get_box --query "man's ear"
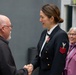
[0,25,3,30]
[0,25,5,32]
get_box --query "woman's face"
[39,10,53,30]
[68,29,76,44]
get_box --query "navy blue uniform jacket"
[31,25,69,75]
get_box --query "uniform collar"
[47,24,58,35]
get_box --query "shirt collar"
[47,24,58,35]
[70,43,76,47]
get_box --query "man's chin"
[7,36,11,41]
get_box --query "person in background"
[0,14,28,75]
[24,4,69,75]
[63,27,76,75]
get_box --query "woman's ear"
[50,16,54,22]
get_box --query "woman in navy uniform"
[25,4,69,75]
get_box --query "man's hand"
[23,64,33,75]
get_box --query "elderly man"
[0,15,28,75]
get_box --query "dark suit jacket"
[0,36,28,75]
[31,25,69,75]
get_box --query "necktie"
[46,33,50,36]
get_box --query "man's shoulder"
[0,39,7,46]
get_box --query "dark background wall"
[0,0,61,69]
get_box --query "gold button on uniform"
[47,64,50,66]
[46,57,48,59]
[45,51,47,53]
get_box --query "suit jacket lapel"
[39,31,46,50]
[42,25,60,50]
[49,25,60,39]
[44,25,60,45]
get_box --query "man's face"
[1,18,12,40]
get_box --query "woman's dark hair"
[41,4,64,23]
